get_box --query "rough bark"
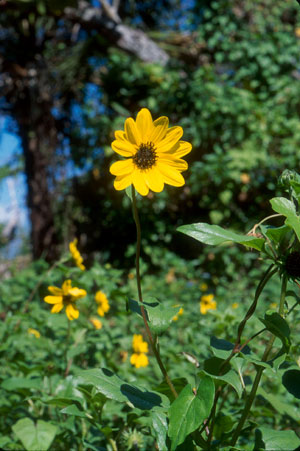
[12,86,59,262]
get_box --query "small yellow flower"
[110,108,192,196]
[69,238,85,271]
[270,302,277,309]
[200,294,217,315]
[232,302,239,309]
[173,307,184,321]
[90,317,102,329]
[44,279,86,320]
[28,328,40,338]
[95,291,110,317]
[130,334,149,368]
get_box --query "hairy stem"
[131,187,178,398]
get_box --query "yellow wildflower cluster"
[200,294,217,315]
[95,291,110,317]
[173,307,184,321]
[69,238,85,271]
[130,334,149,368]
[44,279,86,320]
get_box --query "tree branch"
[64,1,169,65]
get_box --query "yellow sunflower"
[44,279,86,320]
[110,108,192,196]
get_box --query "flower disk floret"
[110,108,192,196]
[44,279,86,320]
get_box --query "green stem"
[205,265,277,443]
[64,320,71,377]
[131,186,178,398]
[230,274,287,447]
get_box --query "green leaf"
[282,369,300,399]
[76,368,169,411]
[257,387,300,421]
[146,300,181,335]
[270,197,300,242]
[202,358,243,398]
[12,418,57,451]
[256,426,300,450]
[1,377,42,391]
[261,225,291,245]
[168,377,214,450]
[210,336,250,360]
[259,311,291,353]
[60,404,89,418]
[151,411,168,451]
[177,223,264,251]
[128,298,180,335]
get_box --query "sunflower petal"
[47,286,63,296]
[125,117,141,146]
[68,287,87,299]
[171,140,192,158]
[132,171,149,196]
[114,130,126,140]
[159,156,188,171]
[157,163,185,187]
[66,303,79,320]
[156,126,183,153]
[62,280,72,295]
[144,167,164,192]
[114,173,133,191]
[44,295,63,304]
[110,159,134,176]
[51,303,64,313]
[112,139,136,157]
[136,108,153,140]
[150,116,169,143]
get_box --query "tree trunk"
[13,87,59,262]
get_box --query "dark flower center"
[133,142,157,170]
[285,251,300,278]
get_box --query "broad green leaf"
[168,377,214,450]
[12,418,57,451]
[202,358,243,398]
[2,377,42,391]
[210,336,251,360]
[270,197,300,242]
[128,298,180,335]
[256,426,300,450]
[145,300,181,335]
[76,368,169,411]
[282,369,300,399]
[151,411,168,451]
[259,311,290,353]
[177,223,264,251]
[258,387,300,421]
[261,225,291,245]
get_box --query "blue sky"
[0,117,29,256]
